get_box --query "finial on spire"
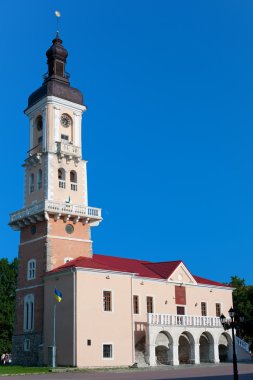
[55,10,61,36]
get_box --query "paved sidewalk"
[1,362,253,380]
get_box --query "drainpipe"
[71,267,77,367]
[131,274,135,364]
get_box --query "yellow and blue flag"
[54,288,62,302]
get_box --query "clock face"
[60,114,71,128]
[65,224,74,234]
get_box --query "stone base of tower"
[12,333,43,366]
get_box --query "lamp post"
[220,307,244,380]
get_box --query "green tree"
[229,276,253,341]
[0,258,18,354]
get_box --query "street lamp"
[220,307,244,380]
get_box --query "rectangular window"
[146,296,153,313]
[201,302,207,316]
[59,180,66,189]
[61,134,69,141]
[177,306,185,315]
[133,295,139,314]
[175,286,186,305]
[56,61,64,76]
[103,291,112,312]
[216,303,221,317]
[103,344,113,358]
[71,183,78,191]
[24,339,30,352]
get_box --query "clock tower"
[9,34,102,364]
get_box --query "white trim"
[29,117,34,150]
[54,107,60,142]
[19,235,92,246]
[16,284,43,292]
[102,289,114,313]
[168,262,197,285]
[25,96,86,116]
[102,343,114,360]
[42,106,47,151]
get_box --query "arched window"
[27,259,36,280]
[36,115,43,145]
[23,294,34,331]
[37,169,42,190]
[58,168,66,188]
[29,173,34,193]
[70,170,77,191]
[36,115,43,131]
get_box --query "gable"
[168,262,197,285]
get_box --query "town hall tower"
[9,34,102,364]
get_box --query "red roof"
[49,254,228,287]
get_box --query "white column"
[194,343,200,364]
[147,344,156,366]
[29,117,34,150]
[54,106,60,143]
[42,106,47,151]
[213,343,220,363]
[73,111,81,147]
[172,343,179,365]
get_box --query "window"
[27,259,36,280]
[70,170,77,191]
[133,295,139,314]
[103,344,113,359]
[29,174,34,193]
[24,294,34,331]
[177,306,185,315]
[61,134,69,141]
[36,115,43,131]
[24,339,31,352]
[103,291,112,311]
[56,61,64,76]
[201,302,207,316]
[37,169,42,190]
[146,296,153,313]
[87,339,91,346]
[58,168,66,188]
[216,303,221,317]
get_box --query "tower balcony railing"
[148,313,222,328]
[9,200,102,228]
[56,142,81,158]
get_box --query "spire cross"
[55,10,61,36]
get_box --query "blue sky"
[1,0,252,284]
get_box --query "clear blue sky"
[1,0,252,284]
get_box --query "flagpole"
[52,303,56,368]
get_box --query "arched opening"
[70,170,77,191]
[35,115,43,146]
[155,331,173,365]
[58,168,66,188]
[199,332,214,363]
[218,332,232,362]
[178,332,195,364]
[37,169,42,190]
[29,173,34,193]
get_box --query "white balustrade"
[148,313,222,328]
[235,336,250,352]
[10,200,101,223]
[56,142,81,158]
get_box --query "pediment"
[168,262,197,284]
